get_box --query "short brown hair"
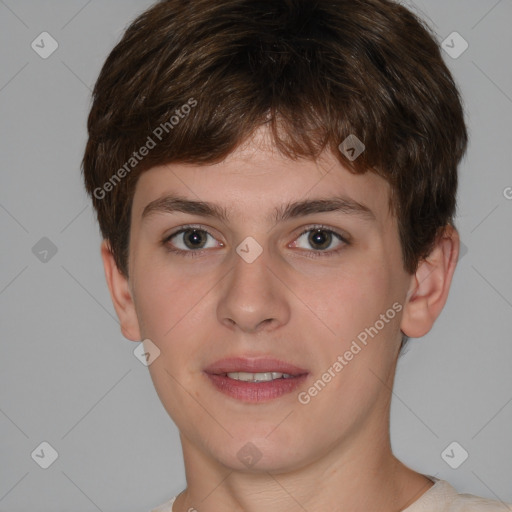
[82,0,467,278]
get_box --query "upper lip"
[204,357,308,376]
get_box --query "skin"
[102,127,460,512]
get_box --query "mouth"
[218,371,298,382]
[203,357,309,402]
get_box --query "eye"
[162,224,349,259]
[290,226,349,256]
[163,225,223,256]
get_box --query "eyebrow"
[141,194,376,224]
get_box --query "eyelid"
[289,224,350,257]
[163,223,223,244]
[293,224,351,244]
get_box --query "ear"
[100,240,141,341]
[401,225,459,338]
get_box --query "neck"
[173,418,433,512]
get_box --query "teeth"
[226,371,294,382]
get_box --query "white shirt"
[150,476,512,511]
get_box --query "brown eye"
[308,229,333,250]
[291,226,349,257]
[181,229,208,249]
[165,227,220,254]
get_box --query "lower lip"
[205,373,308,402]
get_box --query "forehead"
[131,127,393,228]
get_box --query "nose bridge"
[216,241,290,332]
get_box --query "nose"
[216,245,291,334]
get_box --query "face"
[124,129,413,473]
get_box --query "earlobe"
[401,225,460,338]
[100,240,141,341]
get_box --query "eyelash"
[162,224,350,259]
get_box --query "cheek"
[131,258,217,380]
[131,250,213,339]
[137,265,203,417]
[134,277,178,340]
[293,258,395,345]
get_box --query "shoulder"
[405,478,512,512]
[449,491,512,511]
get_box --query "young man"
[82,0,511,511]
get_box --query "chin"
[208,433,309,474]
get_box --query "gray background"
[1,0,511,511]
